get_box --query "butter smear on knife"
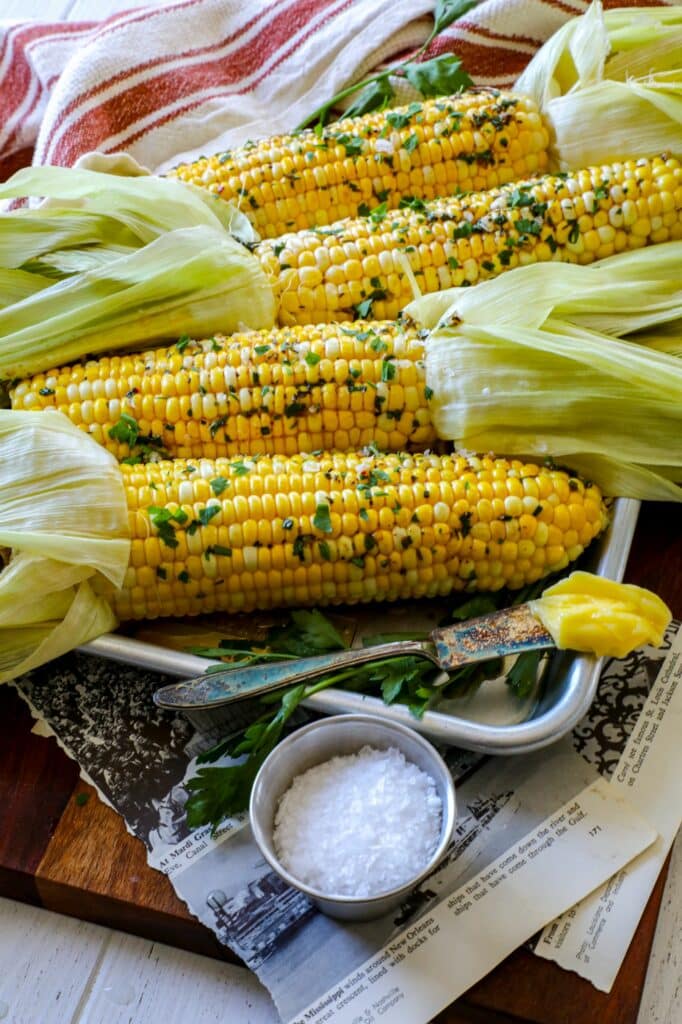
[529,571,671,659]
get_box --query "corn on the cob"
[11,322,436,459]
[255,155,682,324]
[169,90,550,238]
[92,450,609,621]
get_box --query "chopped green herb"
[333,133,364,157]
[313,502,333,534]
[210,476,229,495]
[381,357,396,382]
[204,545,232,558]
[108,413,139,447]
[148,505,189,548]
[199,505,221,526]
[209,416,228,438]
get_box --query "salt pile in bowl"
[272,744,443,898]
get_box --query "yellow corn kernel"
[93,451,609,619]
[258,155,682,325]
[168,91,550,238]
[11,321,437,460]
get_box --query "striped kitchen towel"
[0,0,670,182]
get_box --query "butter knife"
[152,603,554,711]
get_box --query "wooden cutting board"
[1,500,680,1024]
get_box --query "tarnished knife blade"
[431,603,554,670]
[153,603,555,710]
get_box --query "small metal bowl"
[249,712,457,921]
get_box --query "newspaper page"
[11,624,677,1022]
[535,620,682,990]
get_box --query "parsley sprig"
[183,574,554,830]
[296,1,475,130]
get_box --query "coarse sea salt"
[273,744,443,898]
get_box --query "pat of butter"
[529,570,672,659]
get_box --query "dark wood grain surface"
[1,500,679,1023]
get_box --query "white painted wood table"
[0,2,680,1022]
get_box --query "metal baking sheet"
[80,497,640,755]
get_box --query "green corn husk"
[0,410,130,683]
[0,165,275,379]
[516,1,682,168]
[0,267,52,309]
[407,243,682,502]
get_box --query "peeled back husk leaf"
[0,267,52,309]
[407,247,682,502]
[0,162,274,379]
[423,320,682,501]
[515,1,682,167]
[516,1,682,104]
[543,75,682,170]
[0,163,259,247]
[0,411,130,683]
[0,225,275,380]
[405,242,682,337]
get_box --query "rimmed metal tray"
[81,498,640,756]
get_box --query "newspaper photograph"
[12,621,679,1022]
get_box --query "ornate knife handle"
[153,638,438,710]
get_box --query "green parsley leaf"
[506,649,543,699]
[381,357,396,382]
[199,505,221,526]
[343,74,394,118]
[210,476,229,495]
[204,545,232,558]
[403,54,472,99]
[305,351,321,366]
[386,103,423,131]
[369,202,388,225]
[333,133,364,157]
[108,413,139,447]
[313,502,333,534]
[148,505,188,548]
[433,0,478,35]
[399,195,427,213]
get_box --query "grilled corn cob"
[92,450,609,620]
[169,90,550,238]
[11,322,436,459]
[256,155,682,324]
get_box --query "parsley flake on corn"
[11,322,437,459]
[168,90,549,238]
[255,155,682,324]
[92,450,610,621]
